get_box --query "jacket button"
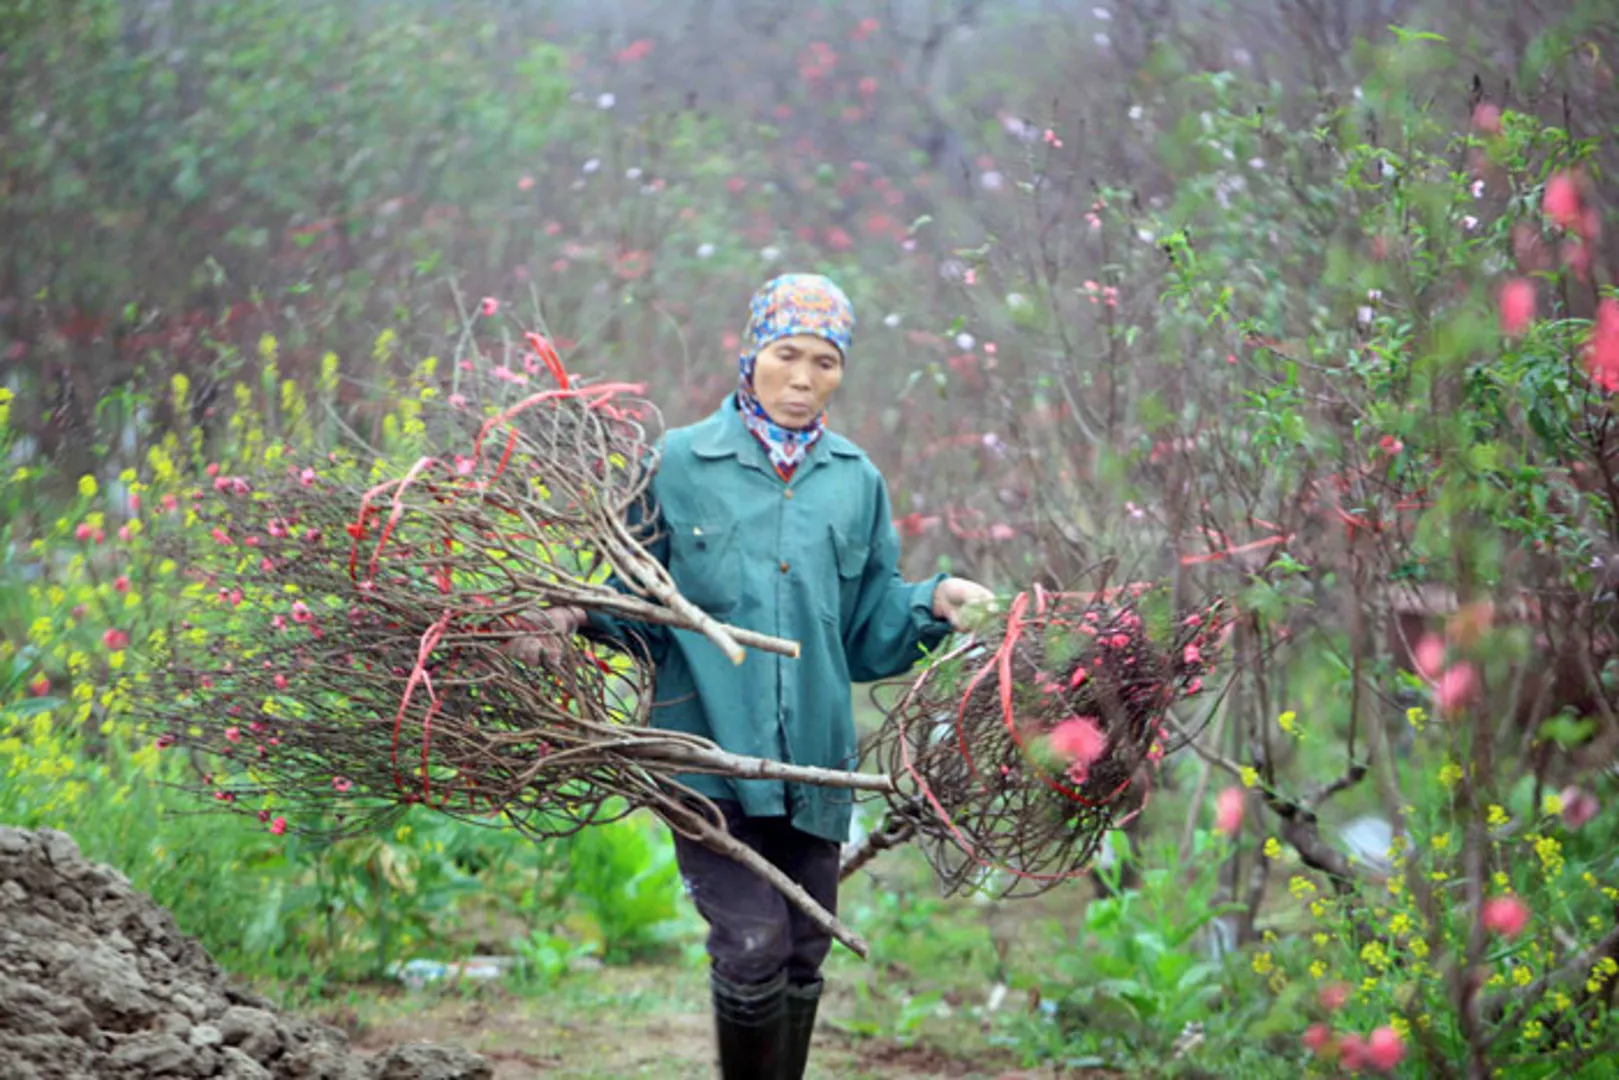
[779,561,790,574]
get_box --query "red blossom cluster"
[861,582,1227,897]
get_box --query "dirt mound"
[0,826,491,1080]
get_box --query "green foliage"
[996,831,1260,1074]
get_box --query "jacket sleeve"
[842,471,953,683]
[582,488,673,666]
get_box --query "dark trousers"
[671,799,841,987]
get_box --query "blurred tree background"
[4,1,1619,1076]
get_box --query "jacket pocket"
[666,517,742,615]
[825,523,871,631]
[829,523,871,583]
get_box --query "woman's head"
[739,274,854,429]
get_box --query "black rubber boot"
[711,969,788,1079]
[781,979,822,1080]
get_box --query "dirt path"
[330,963,1062,1079]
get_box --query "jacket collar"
[690,394,861,476]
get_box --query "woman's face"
[750,334,844,428]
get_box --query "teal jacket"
[588,395,952,843]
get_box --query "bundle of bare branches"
[125,347,880,956]
[844,580,1228,896]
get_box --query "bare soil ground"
[330,963,1082,1079]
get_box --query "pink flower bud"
[75,523,93,541]
[269,816,288,836]
[102,628,130,651]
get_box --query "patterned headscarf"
[735,273,855,481]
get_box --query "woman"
[527,273,992,1079]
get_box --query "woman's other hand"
[931,577,997,632]
[499,606,587,665]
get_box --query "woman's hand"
[499,606,587,665]
[931,577,997,632]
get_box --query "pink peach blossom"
[1481,894,1530,937]
[1049,717,1106,767]
[1434,662,1480,713]
[1302,1023,1334,1057]
[1364,1026,1406,1072]
[1543,172,1582,230]
[1499,278,1536,336]
[1584,298,1619,393]
[1213,786,1245,836]
[1413,633,1446,680]
[1559,785,1599,829]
